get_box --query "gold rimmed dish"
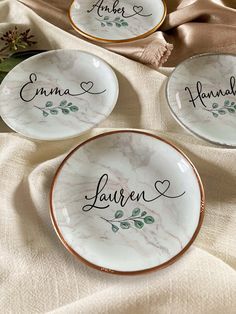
[69,0,167,43]
[50,130,205,275]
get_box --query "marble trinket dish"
[0,50,119,141]
[166,53,236,147]
[69,0,167,43]
[50,130,205,275]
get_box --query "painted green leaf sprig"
[204,100,236,118]
[34,100,79,117]
[96,16,128,28]
[101,208,155,233]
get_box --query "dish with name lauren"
[50,130,205,274]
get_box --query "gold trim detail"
[68,0,167,44]
[50,130,205,275]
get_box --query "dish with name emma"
[0,50,119,140]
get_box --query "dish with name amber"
[69,0,167,43]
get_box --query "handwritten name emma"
[19,73,106,102]
[185,76,236,108]
[87,0,152,19]
[82,173,186,212]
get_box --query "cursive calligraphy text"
[82,173,186,211]
[20,73,106,102]
[185,76,236,108]
[87,0,152,19]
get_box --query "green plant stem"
[203,102,234,113]
[100,217,115,226]
[203,107,222,113]
[96,18,118,23]
[35,105,66,112]
[101,215,145,224]
[34,105,45,113]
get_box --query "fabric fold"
[0,0,235,313]
[107,33,173,68]
[18,0,236,68]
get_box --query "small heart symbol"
[155,180,170,195]
[80,81,93,92]
[133,5,144,14]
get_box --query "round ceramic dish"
[69,0,167,43]
[50,130,205,275]
[0,50,119,141]
[166,53,236,147]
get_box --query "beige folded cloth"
[1,128,236,313]
[18,0,236,68]
[0,0,235,313]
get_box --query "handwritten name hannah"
[82,173,186,212]
[185,76,236,108]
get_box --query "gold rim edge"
[49,130,205,276]
[68,0,167,44]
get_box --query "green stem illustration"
[108,215,147,223]
[203,100,236,118]
[96,16,128,28]
[34,100,79,117]
[101,208,155,233]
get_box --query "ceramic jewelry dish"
[69,0,167,43]
[166,53,236,147]
[50,130,205,275]
[0,50,119,141]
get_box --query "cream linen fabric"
[18,0,236,68]
[0,0,236,313]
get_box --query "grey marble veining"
[167,54,236,147]
[70,0,165,41]
[0,50,119,140]
[52,131,202,272]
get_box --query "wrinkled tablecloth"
[0,0,235,313]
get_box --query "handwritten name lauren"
[185,76,236,108]
[20,73,106,102]
[87,0,152,19]
[82,173,186,212]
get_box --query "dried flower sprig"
[0,26,37,61]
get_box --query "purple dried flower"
[0,26,37,61]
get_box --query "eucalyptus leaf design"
[144,216,155,224]
[134,220,144,229]
[96,16,129,28]
[100,208,155,233]
[132,208,140,217]
[115,210,124,219]
[34,100,79,117]
[112,225,119,233]
[203,100,236,118]
[120,222,130,229]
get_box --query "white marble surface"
[70,0,165,41]
[166,54,236,147]
[0,50,119,140]
[52,131,203,272]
